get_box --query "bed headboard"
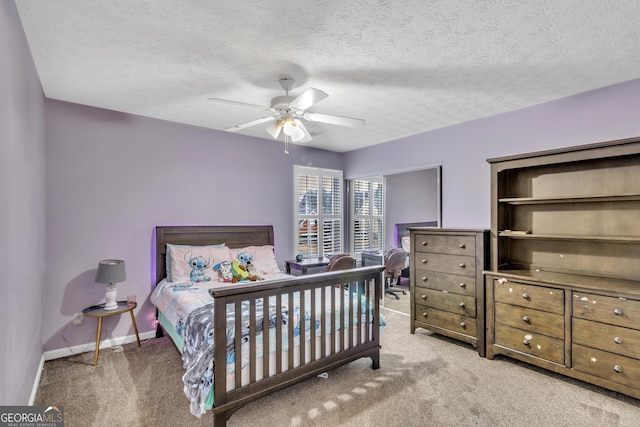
[155,225,275,285]
[395,221,438,247]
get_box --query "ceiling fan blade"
[303,112,365,127]
[294,119,313,143]
[265,120,282,139]
[208,97,271,111]
[289,88,329,110]
[225,116,275,132]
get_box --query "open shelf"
[499,193,640,205]
[498,231,640,243]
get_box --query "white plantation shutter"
[294,166,343,258]
[351,177,384,255]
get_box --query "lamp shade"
[283,118,305,141]
[95,259,126,284]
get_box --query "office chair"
[384,248,408,300]
[326,254,359,296]
[326,254,356,271]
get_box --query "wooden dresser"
[485,138,640,400]
[410,228,489,356]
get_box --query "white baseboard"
[29,354,45,405]
[43,330,156,361]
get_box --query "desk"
[82,301,140,366]
[361,251,383,266]
[285,257,330,275]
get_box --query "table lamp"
[95,259,125,311]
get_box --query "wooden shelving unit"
[485,137,640,400]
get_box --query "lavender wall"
[0,1,45,404]
[344,78,640,229]
[43,100,341,351]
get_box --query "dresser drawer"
[413,234,476,255]
[414,287,476,317]
[572,317,640,359]
[415,304,477,336]
[495,323,564,364]
[495,302,564,339]
[413,270,476,296]
[493,279,564,314]
[413,253,475,277]
[573,344,640,389]
[572,292,640,330]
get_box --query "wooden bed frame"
[155,225,385,426]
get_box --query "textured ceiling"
[16,0,640,153]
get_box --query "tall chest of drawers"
[410,228,489,356]
[485,139,640,400]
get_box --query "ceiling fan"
[209,78,365,153]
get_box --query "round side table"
[82,301,141,366]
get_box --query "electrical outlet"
[73,312,84,325]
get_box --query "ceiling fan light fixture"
[266,120,283,139]
[282,117,305,141]
[294,119,312,143]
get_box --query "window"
[294,166,343,258]
[350,177,384,256]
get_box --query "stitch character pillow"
[168,245,232,283]
[166,243,225,281]
[229,245,281,275]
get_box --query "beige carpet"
[381,277,410,314]
[35,309,640,427]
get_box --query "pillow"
[229,245,281,275]
[165,243,226,281]
[401,236,411,252]
[167,244,232,282]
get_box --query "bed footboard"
[209,266,384,426]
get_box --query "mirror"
[348,165,442,315]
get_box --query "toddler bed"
[152,225,385,426]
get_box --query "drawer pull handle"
[421,259,428,264]
[614,337,623,344]
[421,241,428,246]
[522,293,530,300]
[459,244,466,249]
[459,302,465,308]
[460,322,466,328]
[523,339,530,345]
[614,308,623,316]
[459,263,466,268]
[422,312,428,318]
[421,294,427,300]
[459,282,466,288]
[614,365,623,373]
[522,316,530,322]
[421,276,428,282]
